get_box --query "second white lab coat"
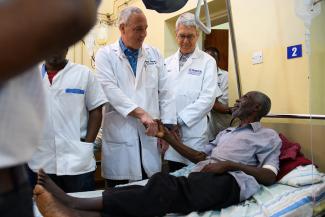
[96,42,176,180]
[164,47,221,165]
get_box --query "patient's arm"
[213,100,231,114]
[0,0,98,81]
[156,122,207,163]
[201,161,276,186]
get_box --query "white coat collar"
[176,46,201,60]
[41,61,73,80]
[112,41,147,59]
[175,46,201,71]
[110,41,150,88]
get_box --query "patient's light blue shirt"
[194,122,282,201]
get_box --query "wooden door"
[204,29,229,71]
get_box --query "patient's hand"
[156,121,176,142]
[171,126,182,143]
[155,120,165,138]
[200,161,231,174]
[158,138,169,155]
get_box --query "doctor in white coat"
[164,13,222,172]
[96,6,176,187]
[28,48,107,193]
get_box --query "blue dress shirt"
[119,38,139,76]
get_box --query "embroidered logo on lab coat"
[144,60,157,66]
[188,68,202,76]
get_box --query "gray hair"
[175,12,199,32]
[118,6,143,26]
[250,91,271,119]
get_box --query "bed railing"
[266,114,325,120]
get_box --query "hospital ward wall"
[67,0,220,65]
[229,0,325,171]
[67,0,325,171]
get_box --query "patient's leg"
[34,185,101,217]
[38,169,103,211]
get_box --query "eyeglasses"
[132,27,147,33]
[177,34,196,41]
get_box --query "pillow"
[279,133,301,160]
[278,164,323,187]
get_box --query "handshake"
[132,107,181,154]
[155,120,181,155]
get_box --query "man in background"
[205,47,232,141]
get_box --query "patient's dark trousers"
[102,172,240,217]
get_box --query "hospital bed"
[34,164,325,217]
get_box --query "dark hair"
[204,47,220,62]
[251,91,271,119]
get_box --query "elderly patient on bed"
[34,91,282,217]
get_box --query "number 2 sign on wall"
[287,44,303,59]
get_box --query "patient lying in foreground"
[34,91,282,217]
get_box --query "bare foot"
[34,185,78,217]
[37,169,73,207]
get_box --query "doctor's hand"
[129,107,158,136]
[200,161,231,174]
[141,114,157,136]
[140,114,158,136]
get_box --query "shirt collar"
[178,50,194,60]
[119,38,139,56]
[41,64,47,79]
[41,61,70,79]
[249,122,262,132]
[217,67,223,76]
[227,121,262,133]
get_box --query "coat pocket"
[57,139,95,174]
[102,141,131,177]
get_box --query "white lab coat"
[28,62,107,175]
[96,42,176,180]
[164,47,221,165]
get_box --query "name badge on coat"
[188,68,202,76]
[144,60,157,66]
